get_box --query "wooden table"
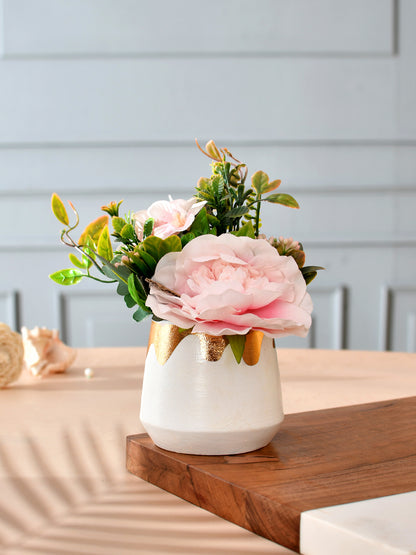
[1,348,415,554]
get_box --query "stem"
[85,274,117,284]
[254,192,261,237]
[61,229,106,276]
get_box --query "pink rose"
[133,196,206,241]
[146,234,313,337]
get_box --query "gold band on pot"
[197,334,228,362]
[242,330,264,366]
[147,321,265,366]
[147,321,192,366]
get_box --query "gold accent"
[148,321,265,366]
[147,321,192,365]
[197,334,227,361]
[243,330,264,366]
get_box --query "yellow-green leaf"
[265,193,300,209]
[263,179,281,193]
[79,215,109,246]
[49,268,84,286]
[83,234,96,260]
[251,171,270,194]
[69,252,92,269]
[51,193,69,226]
[97,225,113,261]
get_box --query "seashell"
[0,323,24,388]
[21,326,76,377]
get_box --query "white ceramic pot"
[140,320,284,455]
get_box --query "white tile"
[300,491,416,555]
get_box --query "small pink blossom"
[133,197,206,241]
[146,234,313,337]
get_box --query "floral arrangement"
[50,140,322,362]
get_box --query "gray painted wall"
[0,0,415,351]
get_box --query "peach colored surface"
[1,348,415,554]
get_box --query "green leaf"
[49,268,84,286]
[120,223,136,241]
[51,193,69,226]
[97,226,113,261]
[234,221,255,238]
[117,281,129,297]
[265,193,299,209]
[226,334,246,364]
[302,265,325,273]
[251,171,269,194]
[197,177,211,190]
[143,218,154,240]
[141,236,163,260]
[189,207,209,236]
[224,206,249,220]
[160,234,182,256]
[100,257,131,284]
[139,250,157,274]
[124,293,136,308]
[112,217,125,233]
[264,179,281,193]
[132,303,152,322]
[181,232,195,247]
[128,273,147,304]
[79,215,109,246]
[83,234,96,260]
[129,256,150,277]
[69,253,92,269]
[303,271,317,285]
[301,265,325,285]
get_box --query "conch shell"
[21,326,76,377]
[0,323,24,387]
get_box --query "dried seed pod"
[0,323,24,388]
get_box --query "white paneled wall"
[0,0,415,351]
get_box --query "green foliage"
[301,265,325,285]
[97,226,113,261]
[112,217,125,234]
[120,223,136,242]
[127,273,152,320]
[69,252,92,269]
[265,193,299,209]
[189,207,209,236]
[233,221,255,238]
[133,305,152,322]
[122,235,182,283]
[226,335,246,364]
[101,200,123,217]
[51,193,69,226]
[49,268,84,285]
[251,171,270,194]
[143,218,154,240]
[79,215,108,245]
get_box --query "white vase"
[140,320,284,455]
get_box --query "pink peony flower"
[133,196,206,241]
[146,234,313,337]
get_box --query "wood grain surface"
[127,396,416,553]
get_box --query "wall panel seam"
[1,186,415,197]
[2,140,416,149]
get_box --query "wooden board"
[126,397,416,553]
